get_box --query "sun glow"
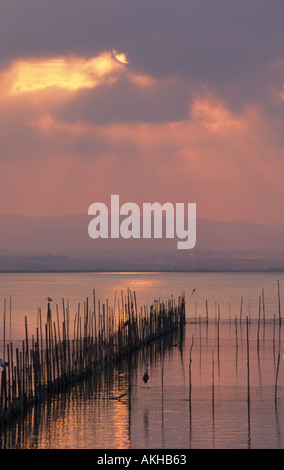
[112,49,129,64]
[7,52,126,95]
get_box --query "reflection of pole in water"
[143,408,149,445]
[161,354,164,448]
[275,350,280,405]
[199,315,202,374]
[275,388,281,447]
[128,356,132,447]
[247,401,251,449]
[235,315,238,371]
[188,334,194,448]
[246,317,251,449]
[212,350,215,449]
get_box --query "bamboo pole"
[9,296,12,342]
[273,314,276,367]
[257,295,261,353]
[189,335,194,405]
[246,317,250,405]
[0,291,186,424]
[206,300,208,325]
[275,350,280,403]
[262,288,265,326]
[277,280,281,326]
[3,299,6,363]
[216,306,220,375]
[212,350,215,411]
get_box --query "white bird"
[0,359,8,368]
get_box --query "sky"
[0,0,284,224]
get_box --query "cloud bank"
[0,0,283,224]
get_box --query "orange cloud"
[128,73,156,87]
[191,96,247,131]
[0,53,284,225]
[1,102,284,224]
[3,51,127,96]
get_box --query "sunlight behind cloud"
[7,52,126,95]
[112,49,129,64]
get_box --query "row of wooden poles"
[188,281,282,419]
[0,325,182,449]
[189,314,282,449]
[192,280,282,370]
[0,289,186,424]
[193,280,282,327]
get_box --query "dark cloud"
[55,75,192,124]
[1,1,283,87]
[0,0,283,121]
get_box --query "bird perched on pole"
[0,359,8,368]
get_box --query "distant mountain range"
[0,213,284,271]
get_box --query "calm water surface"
[0,272,283,449]
[0,271,283,339]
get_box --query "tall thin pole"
[275,350,280,404]
[246,316,250,405]
[262,288,265,326]
[9,296,12,342]
[189,335,194,405]
[212,350,215,409]
[257,295,261,354]
[3,299,6,362]
[277,280,281,326]
[240,296,243,324]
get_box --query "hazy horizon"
[1,213,284,272]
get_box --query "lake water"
[0,272,283,449]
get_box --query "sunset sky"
[0,1,283,224]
